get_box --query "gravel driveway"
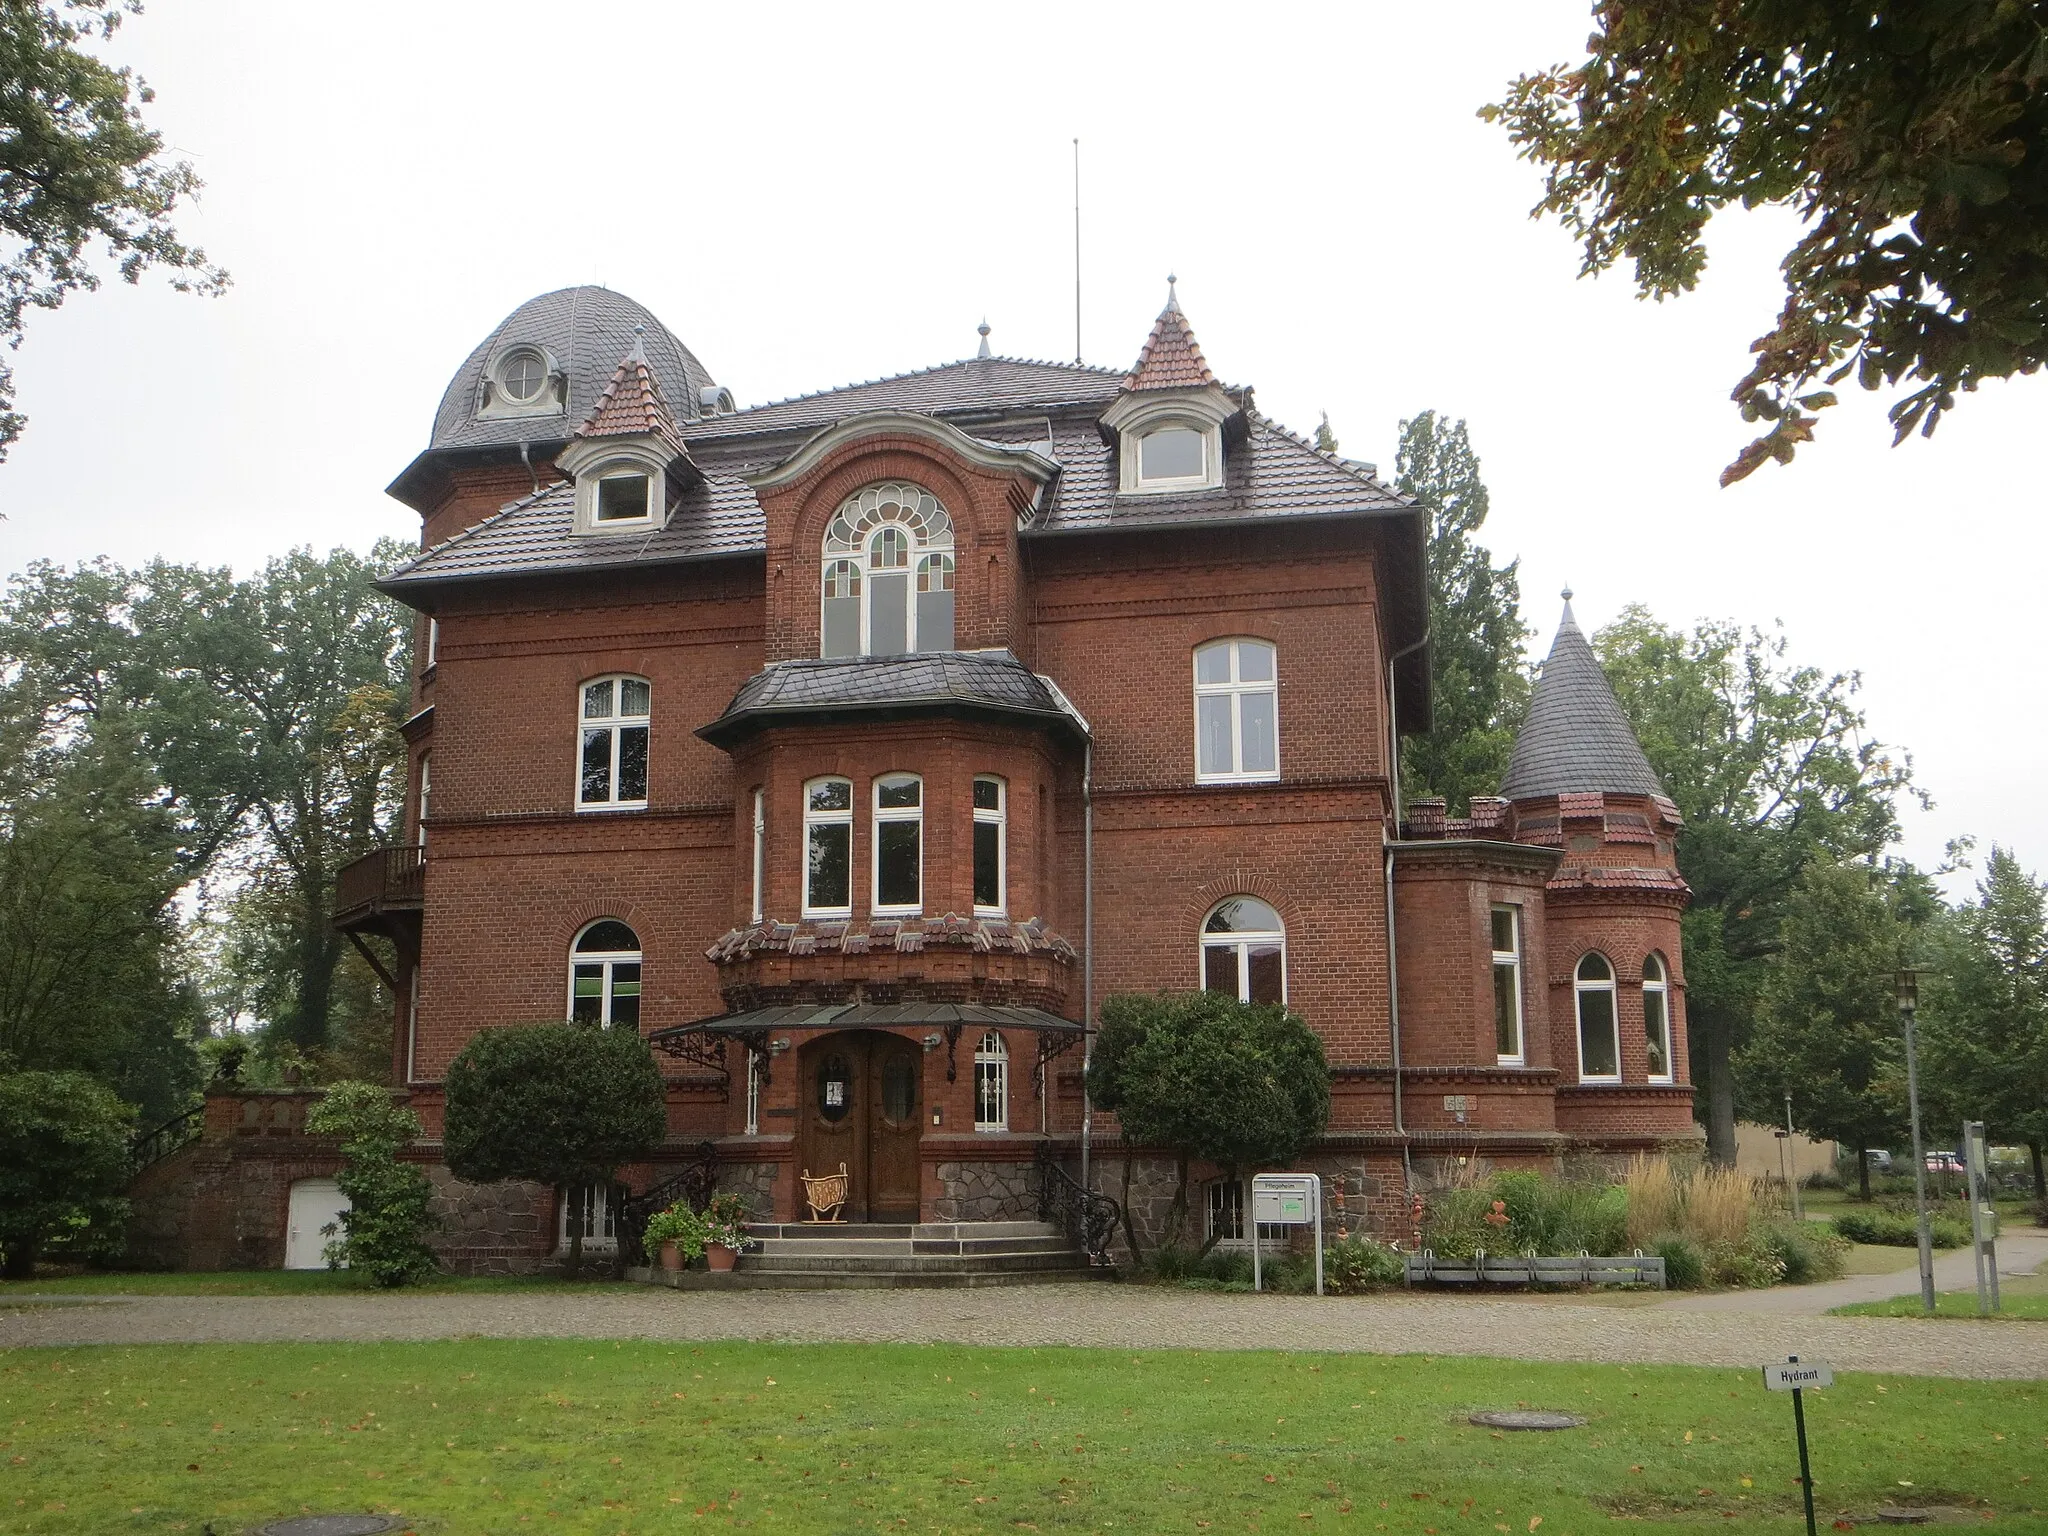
[5,1284,2044,1380]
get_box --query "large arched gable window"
[1643,952,1673,1083]
[820,483,955,657]
[1200,896,1286,1005]
[1575,951,1620,1082]
[570,919,642,1028]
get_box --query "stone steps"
[629,1218,1107,1290]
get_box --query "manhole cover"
[1468,1410,1585,1431]
[259,1518,396,1536]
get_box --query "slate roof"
[682,355,1125,441]
[1124,287,1216,391]
[697,650,1081,748]
[421,286,716,455]
[1500,600,1665,801]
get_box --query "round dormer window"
[497,348,547,404]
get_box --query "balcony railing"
[332,843,426,926]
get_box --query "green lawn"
[1833,1267,2048,1321]
[1,1270,630,1298]
[1,1341,2040,1535]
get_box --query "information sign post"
[1250,1172,1323,1296]
[1763,1356,1832,1536]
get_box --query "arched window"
[578,676,650,809]
[1643,953,1673,1083]
[972,775,1006,914]
[803,777,853,917]
[570,920,641,1028]
[1201,896,1285,1005]
[1575,952,1620,1082]
[872,773,923,914]
[820,483,956,657]
[1193,639,1279,781]
[974,1031,1009,1131]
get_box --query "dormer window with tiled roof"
[1102,280,1236,496]
[555,330,695,537]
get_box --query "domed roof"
[426,286,715,454]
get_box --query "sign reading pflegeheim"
[1762,1360,1833,1392]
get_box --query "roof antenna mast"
[1072,137,1082,365]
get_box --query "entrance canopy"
[647,1002,1083,1096]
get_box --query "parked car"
[1863,1149,1894,1174]
[1925,1151,1966,1175]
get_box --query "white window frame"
[973,1031,1009,1131]
[1575,951,1622,1084]
[802,776,854,918]
[749,787,766,924]
[415,752,431,848]
[576,675,651,812]
[568,920,643,1029]
[972,775,1007,915]
[479,343,564,421]
[744,1052,761,1135]
[1123,419,1221,493]
[573,459,663,534]
[424,616,439,670]
[1193,639,1280,783]
[556,1182,617,1253]
[819,482,956,658]
[405,966,419,1085]
[1199,896,1287,1006]
[1643,952,1674,1084]
[1492,904,1524,1065]
[871,773,924,916]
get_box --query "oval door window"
[818,1054,853,1122]
[881,1053,916,1124]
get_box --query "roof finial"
[1166,272,1179,307]
[1559,586,1578,630]
[1561,585,1573,603]
[976,317,992,360]
[626,322,649,364]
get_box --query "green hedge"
[1832,1208,1970,1248]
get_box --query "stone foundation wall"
[427,1169,556,1274]
[712,1160,780,1221]
[931,1160,1036,1222]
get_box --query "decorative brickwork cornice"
[707,914,1075,966]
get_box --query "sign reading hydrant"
[1762,1355,1831,1536]
[1250,1172,1323,1296]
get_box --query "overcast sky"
[0,1,2034,891]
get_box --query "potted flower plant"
[643,1203,705,1272]
[702,1192,751,1272]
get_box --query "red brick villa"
[133,284,1700,1276]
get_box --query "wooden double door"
[795,1031,924,1223]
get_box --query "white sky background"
[0,0,2033,893]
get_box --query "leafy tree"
[1739,859,1909,1199]
[1919,846,2048,1199]
[0,544,414,1055]
[0,1069,134,1278]
[1085,990,1330,1254]
[304,1080,438,1286]
[0,709,201,1123]
[442,1023,668,1273]
[1395,411,1529,814]
[1483,2,2048,482]
[0,0,228,460]
[1594,606,1918,1162]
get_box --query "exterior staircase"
[629,1219,1107,1289]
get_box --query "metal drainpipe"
[1079,735,1095,1194]
[1384,628,1431,1198]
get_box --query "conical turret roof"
[575,331,688,458]
[1500,595,1664,801]
[1123,278,1216,391]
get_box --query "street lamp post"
[1894,968,1936,1314]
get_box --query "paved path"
[1658,1225,2048,1316]
[5,1283,2044,1380]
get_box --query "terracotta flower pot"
[659,1241,683,1272]
[705,1241,739,1272]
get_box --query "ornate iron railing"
[132,1105,204,1172]
[1035,1143,1121,1268]
[617,1142,722,1267]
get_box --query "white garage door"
[285,1177,350,1269]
